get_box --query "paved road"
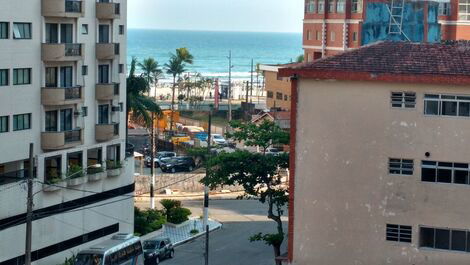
[160,199,287,265]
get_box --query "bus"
[74,233,144,265]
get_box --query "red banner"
[214,78,220,110]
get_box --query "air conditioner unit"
[111,106,121,112]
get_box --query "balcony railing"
[65,0,82,13]
[64,86,81,100]
[0,169,36,185]
[65,129,81,143]
[65,44,82,57]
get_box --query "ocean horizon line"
[127,27,302,35]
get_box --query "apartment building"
[259,64,292,111]
[302,0,469,61]
[0,1,132,264]
[280,41,470,264]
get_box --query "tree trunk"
[273,244,282,265]
[170,75,176,132]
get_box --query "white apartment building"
[0,1,133,264]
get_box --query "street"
[149,199,288,265]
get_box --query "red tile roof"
[279,41,470,85]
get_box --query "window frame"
[328,0,335,13]
[391,91,416,109]
[420,226,470,252]
[13,113,31,131]
[439,2,451,16]
[0,22,9,39]
[0,116,9,133]
[421,160,470,185]
[386,224,412,243]
[0,69,9,86]
[459,0,470,20]
[12,22,32,40]
[424,93,470,117]
[81,24,88,35]
[119,25,125,35]
[13,68,31,85]
[351,0,362,13]
[388,158,414,175]
[336,0,346,13]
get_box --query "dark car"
[143,237,174,264]
[145,152,177,168]
[160,156,196,173]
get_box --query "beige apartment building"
[0,1,132,264]
[280,41,470,264]
[259,64,292,111]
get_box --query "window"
[330,31,335,41]
[119,64,124,74]
[267,91,274,98]
[351,0,362,13]
[119,25,125,35]
[422,160,470,185]
[389,158,413,175]
[459,0,470,20]
[13,113,31,131]
[336,0,345,13]
[0,22,9,39]
[45,67,58,87]
[316,30,321,41]
[81,24,88,34]
[318,0,325,12]
[82,106,88,117]
[307,30,312,40]
[99,24,110,43]
[60,109,73,131]
[439,2,451,16]
[391,92,416,108]
[99,105,110,124]
[386,224,412,243]
[306,0,316,13]
[82,65,88,76]
[424,94,470,117]
[60,66,73,87]
[45,110,58,132]
[284,95,288,101]
[0,116,8,133]
[13,23,31,39]
[420,227,470,252]
[45,23,58,44]
[60,24,73,43]
[276,92,283,100]
[0,69,8,86]
[98,65,110,84]
[328,0,335,13]
[352,32,358,42]
[13,68,31,85]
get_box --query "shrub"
[106,160,122,170]
[87,164,104,174]
[160,199,182,219]
[190,229,199,235]
[167,207,191,224]
[134,207,166,236]
[67,164,83,179]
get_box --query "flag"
[214,78,220,110]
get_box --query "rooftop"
[279,41,470,85]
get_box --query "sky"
[128,0,304,33]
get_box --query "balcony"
[96,83,120,100]
[42,0,84,18]
[96,43,120,60]
[41,129,83,150]
[96,2,120,19]
[42,43,84,62]
[95,123,119,142]
[41,86,84,106]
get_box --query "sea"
[127,29,303,82]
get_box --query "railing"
[65,43,81,56]
[65,0,82,13]
[0,169,36,185]
[113,123,120,136]
[114,43,120,55]
[64,86,81,100]
[114,83,120,95]
[64,129,81,143]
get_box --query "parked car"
[265,147,284,156]
[143,237,174,265]
[160,156,196,173]
[145,152,177,168]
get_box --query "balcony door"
[60,24,73,44]
[98,65,110,84]
[60,66,73,88]
[60,108,73,131]
[98,24,110,43]
[45,110,58,132]
[98,105,109,124]
[45,67,58,87]
[45,24,58,44]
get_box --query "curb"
[173,223,223,247]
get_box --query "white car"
[211,134,228,146]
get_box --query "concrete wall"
[265,71,291,111]
[292,79,470,264]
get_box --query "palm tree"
[176,47,194,64]
[126,57,161,143]
[164,56,186,132]
[138,57,164,91]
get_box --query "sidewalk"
[141,218,222,246]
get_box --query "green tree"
[138,57,164,89]
[165,56,186,131]
[296,54,304,63]
[203,120,290,263]
[126,57,161,142]
[176,47,194,64]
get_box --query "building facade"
[259,64,292,111]
[0,1,132,264]
[281,41,470,264]
[303,0,468,61]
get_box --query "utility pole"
[245,81,249,103]
[227,50,233,122]
[203,107,212,265]
[250,59,254,103]
[150,113,155,209]
[25,143,34,265]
